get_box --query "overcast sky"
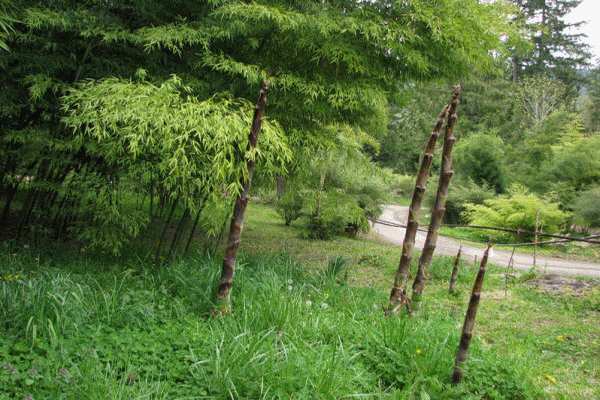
[563,0,600,65]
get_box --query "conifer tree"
[512,0,591,88]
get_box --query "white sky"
[563,0,600,65]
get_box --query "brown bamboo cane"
[215,80,269,314]
[449,246,462,294]
[410,85,460,312]
[386,89,460,315]
[452,238,493,385]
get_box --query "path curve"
[371,205,600,278]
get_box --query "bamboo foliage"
[452,239,493,386]
[62,77,290,252]
[411,85,461,312]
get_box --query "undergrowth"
[0,247,546,399]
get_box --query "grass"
[1,202,599,399]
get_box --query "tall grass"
[1,248,540,399]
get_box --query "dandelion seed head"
[288,285,293,291]
[287,279,293,285]
[306,300,312,306]
[321,302,328,309]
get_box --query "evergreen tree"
[512,0,591,88]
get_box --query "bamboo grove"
[0,0,509,253]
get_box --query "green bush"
[573,186,600,228]
[303,190,369,239]
[462,185,571,242]
[425,176,496,224]
[275,190,304,226]
[454,133,506,193]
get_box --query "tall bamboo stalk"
[411,85,460,312]
[215,80,269,314]
[386,87,460,315]
[452,238,492,386]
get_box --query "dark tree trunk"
[184,206,203,256]
[168,206,190,258]
[155,195,180,259]
[215,80,269,314]
[276,176,285,198]
[452,239,492,386]
[411,86,460,312]
[0,182,19,228]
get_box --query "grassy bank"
[1,202,599,399]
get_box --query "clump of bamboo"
[452,238,493,386]
[411,85,461,312]
[215,80,269,314]
[449,246,462,294]
[386,88,460,315]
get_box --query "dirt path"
[372,205,600,278]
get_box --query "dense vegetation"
[1,0,599,397]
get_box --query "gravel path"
[372,205,600,278]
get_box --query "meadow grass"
[1,202,599,399]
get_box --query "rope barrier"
[369,218,600,246]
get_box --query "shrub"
[425,176,496,225]
[454,133,506,193]
[304,190,369,239]
[462,185,571,242]
[573,186,600,228]
[275,190,304,226]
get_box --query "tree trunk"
[449,246,462,294]
[155,195,179,259]
[215,80,269,314]
[168,206,191,258]
[411,85,460,312]
[452,239,492,386]
[386,87,460,315]
[184,206,203,256]
[276,176,285,198]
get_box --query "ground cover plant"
[1,202,599,399]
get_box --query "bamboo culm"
[452,239,493,385]
[386,100,451,315]
[411,85,461,312]
[449,246,462,294]
[215,80,270,314]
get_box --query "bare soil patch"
[524,274,600,296]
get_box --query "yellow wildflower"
[545,375,557,384]
[557,335,564,342]
[416,349,422,355]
